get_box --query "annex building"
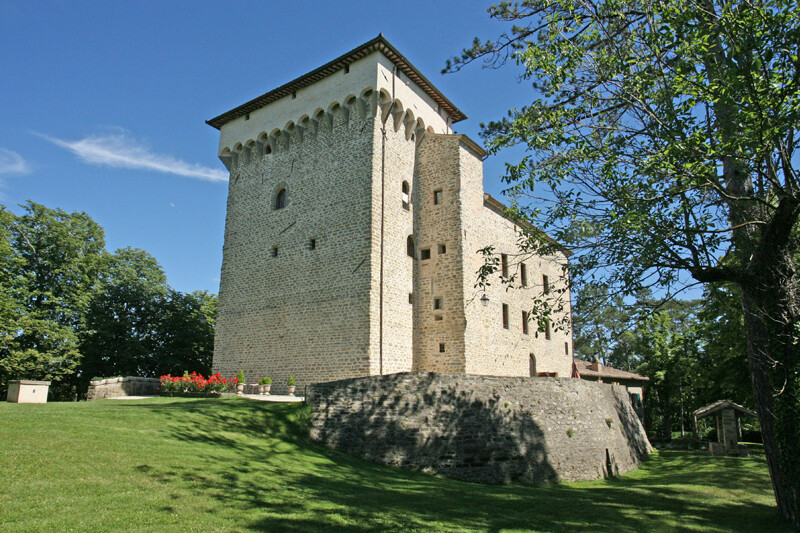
[207,35,575,393]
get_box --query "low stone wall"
[308,373,651,484]
[86,377,160,400]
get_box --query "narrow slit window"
[545,320,552,340]
[439,343,446,353]
[344,64,350,74]
[275,189,286,210]
[407,235,415,258]
[408,293,414,304]
[522,311,529,335]
[433,189,442,205]
[564,342,570,355]
[543,274,550,294]
[309,238,316,250]
[502,304,509,329]
[291,91,297,99]
[438,244,446,254]
[402,181,410,210]
[434,298,442,310]
[501,254,509,277]
[421,248,431,260]
[520,264,527,287]
[529,354,537,377]
[272,246,278,257]
[434,315,443,321]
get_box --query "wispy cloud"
[39,131,227,183]
[0,148,31,175]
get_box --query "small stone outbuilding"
[692,400,757,457]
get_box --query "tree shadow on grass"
[122,398,788,532]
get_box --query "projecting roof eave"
[206,34,468,130]
[693,399,757,419]
[483,194,574,258]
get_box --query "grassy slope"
[0,397,789,533]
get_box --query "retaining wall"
[86,377,160,400]
[308,373,651,484]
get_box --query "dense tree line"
[573,284,752,441]
[0,201,216,400]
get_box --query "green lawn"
[0,397,789,532]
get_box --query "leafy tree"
[0,203,105,399]
[152,290,217,376]
[80,247,169,383]
[573,282,633,368]
[450,0,800,522]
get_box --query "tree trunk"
[740,268,800,529]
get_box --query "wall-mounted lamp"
[480,293,490,306]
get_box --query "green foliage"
[567,428,574,438]
[259,376,272,385]
[0,202,105,400]
[237,370,246,384]
[452,0,800,522]
[287,375,296,387]
[0,201,218,401]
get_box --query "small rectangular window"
[522,311,529,335]
[565,342,570,355]
[543,274,550,294]
[439,343,446,353]
[309,238,316,250]
[434,297,442,310]
[291,91,297,99]
[501,254,508,277]
[344,64,350,74]
[438,244,446,254]
[433,189,442,205]
[434,315,443,321]
[545,320,551,340]
[409,293,413,304]
[245,113,250,121]
[272,247,278,257]
[520,264,527,287]
[502,304,509,329]
[421,248,431,260]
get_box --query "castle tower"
[207,36,574,392]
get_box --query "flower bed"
[159,372,235,397]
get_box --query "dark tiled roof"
[573,358,649,382]
[692,400,757,419]
[207,34,467,130]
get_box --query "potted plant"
[258,376,272,395]
[236,370,246,394]
[287,375,296,396]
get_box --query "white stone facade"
[209,36,574,392]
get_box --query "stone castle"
[207,35,575,392]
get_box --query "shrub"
[236,370,246,384]
[287,375,296,387]
[158,372,231,397]
[259,376,272,385]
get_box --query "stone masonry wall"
[413,134,468,372]
[309,373,651,484]
[86,377,160,400]
[212,92,379,394]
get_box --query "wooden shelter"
[692,400,757,457]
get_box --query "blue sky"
[0,1,534,294]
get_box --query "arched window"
[402,181,410,210]
[406,235,415,258]
[275,189,286,210]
